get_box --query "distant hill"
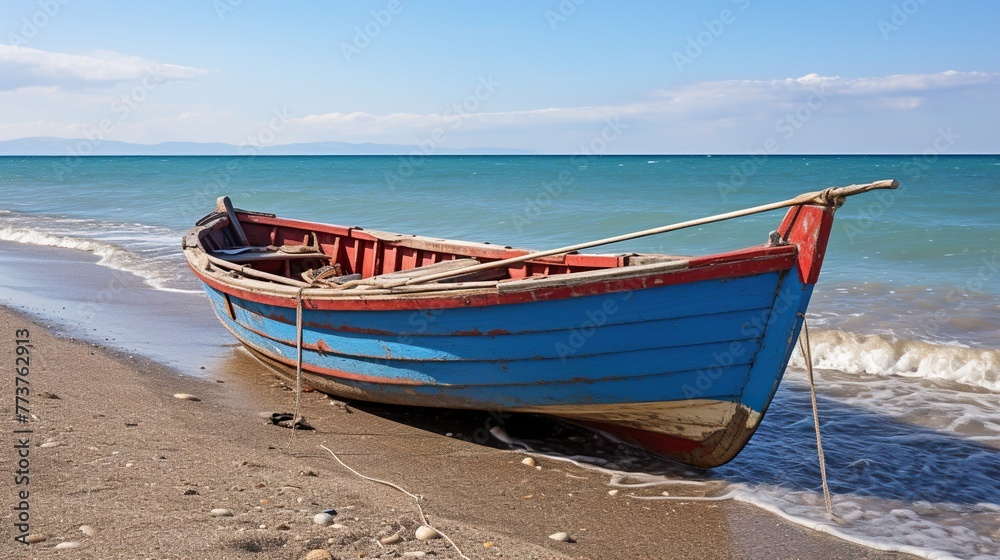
[0,137,535,156]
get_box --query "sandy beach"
[1,301,920,560]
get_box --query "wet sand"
[0,305,920,560]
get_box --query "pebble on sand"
[608,489,619,496]
[55,541,82,549]
[330,523,346,529]
[210,508,234,517]
[173,393,201,401]
[313,512,335,526]
[548,531,571,542]
[414,525,442,541]
[403,552,427,558]
[79,525,97,537]
[305,550,334,560]
[380,533,403,545]
[521,457,536,467]
[24,534,47,544]
[40,441,62,448]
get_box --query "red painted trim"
[190,249,796,312]
[189,207,829,310]
[777,205,835,284]
[578,419,704,456]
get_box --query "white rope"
[293,287,305,426]
[320,444,469,560]
[797,313,846,526]
[282,288,307,449]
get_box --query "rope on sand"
[798,313,847,526]
[320,444,470,560]
[290,292,467,558]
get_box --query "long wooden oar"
[405,179,898,286]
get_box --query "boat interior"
[193,197,689,288]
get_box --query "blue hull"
[202,265,813,466]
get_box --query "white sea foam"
[791,328,1000,393]
[489,362,1000,560]
[0,217,200,293]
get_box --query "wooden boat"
[183,180,897,468]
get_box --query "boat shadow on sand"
[347,384,1000,508]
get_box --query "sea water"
[1,154,998,558]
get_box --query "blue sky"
[1,0,997,153]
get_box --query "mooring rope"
[282,287,308,450]
[320,444,470,560]
[293,287,305,427]
[797,313,846,526]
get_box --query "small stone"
[125,462,133,468]
[403,552,427,558]
[210,508,234,517]
[80,525,97,537]
[380,534,403,545]
[40,442,62,448]
[25,534,47,544]
[55,541,82,549]
[521,457,536,467]
[275,522,291,531]
[305,551,334,560]
[173,393,200,401]
[414,525,441,541]
[259,524,267,529]
[313,512,335,526]
[183,489,198,496]
[331,523,346,529]
[548,532,571,542]
[662,491,670,496]
[608,489,619,496]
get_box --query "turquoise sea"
[1,154,999,558]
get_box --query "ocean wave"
[792,328,1000,393]
[0,222,200,293]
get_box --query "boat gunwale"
[183,210,801,310]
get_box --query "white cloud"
[289,70,998,139]
[0,45,210,92]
